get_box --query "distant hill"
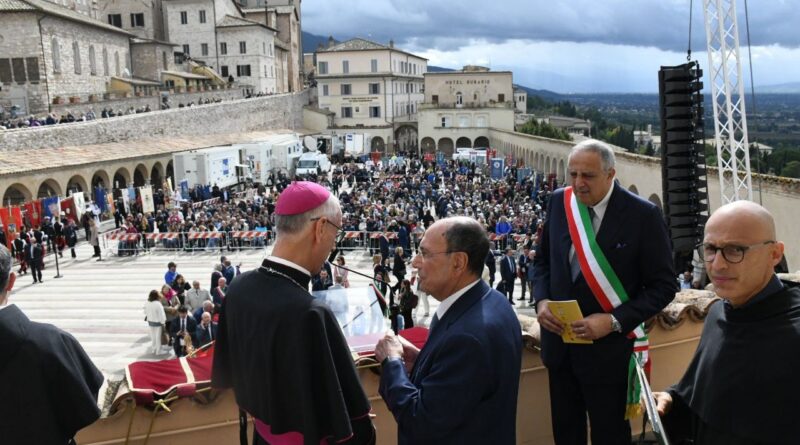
[303,31,338,53]
[757,82,800,94]
[514,85,563,102]
[427,65,455,73]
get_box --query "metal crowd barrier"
[103,230,273,255]
[101,229,534,257]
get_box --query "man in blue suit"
[533,139,677,444]
[376,217,522,444]
[499,247,517,304]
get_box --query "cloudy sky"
[302,0,800,93]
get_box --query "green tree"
[519,119,571,141]
[781,160,800,178]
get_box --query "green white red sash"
[564,186,649,419]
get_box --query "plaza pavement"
[9,240,534,381]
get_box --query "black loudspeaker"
[658,61,709,272]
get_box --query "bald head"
[704,201,784,306]
[707,200,776,241]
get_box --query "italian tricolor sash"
[564,186,649,419]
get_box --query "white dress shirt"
[435,279,481,320]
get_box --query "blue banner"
[128,186,136,201]
[436,152,445,166]
[517,168,531,183]
[490,158,505,180]
[179,179,190,200]
[42,196,60,219]
[94,187,107,212]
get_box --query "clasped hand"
[536,300,614,341]
[375,330,420,373]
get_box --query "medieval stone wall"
[0,90,308,151]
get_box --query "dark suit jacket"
[25,244,43,267]
[532,183,677,383]
[195,322,218,346]
[170,316,198,345]
[499,255,517,282]
[379,280,522,444]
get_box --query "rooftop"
[216,14,277,32]
[2,0,134,36]
[317,38,428,61]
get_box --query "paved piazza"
[10,239,534,381]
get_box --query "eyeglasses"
[697,241,775,264]
[310,217,345,242]
[416,248,455,260]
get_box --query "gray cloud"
[303,0,800,52]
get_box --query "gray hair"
[441,217,490,277]
[569,139,616,172]
[0,244,12,295]
[274,194,341,236]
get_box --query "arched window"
[102,47,109,76]
[114,51,120,76]
[51,37,61,73]
[88,45,96,75]
[72,41,81,74]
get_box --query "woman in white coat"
[143,289,167,355]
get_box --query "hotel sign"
[445,79,491,85]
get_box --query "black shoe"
[509,301,515,305]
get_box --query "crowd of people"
[142,258,234,357]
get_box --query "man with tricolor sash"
[533,139,677,444]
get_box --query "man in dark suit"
[25,239,44,284]
[533,139,677,444]
[379,232,390,263]
[518,246,532,301]
[376,217,522,444]
[484,243,498,287]
[195,311,218,347]
[170,305,198,357]
[499,247,517,304]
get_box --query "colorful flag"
[42,196,60,219]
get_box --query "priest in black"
[0,244,104,445]
[213,181,375,445]
[654,201,799,444]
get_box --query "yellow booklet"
[547,300,593,344]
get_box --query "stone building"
[241,0,303,92]
[514,86,527,114]
[315,38,427,153]
[162,0,279,93]
[96,0,166,41]
[0,0,134,115]
[417,66,515,155]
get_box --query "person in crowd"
[211,276,227,310]
[533,139,677,444]
[397,279,417,329]
[333,255,350,288]
[392,247,407,291]
[312,269,333,292]
[170,273,191,305]
[518,246,532,302]
[185,280,212,313]
[193,300,214,324]
[0,244,104,444]
[165,261,178,285]
[160,283,179,335]
[526,249,537,307]
[25,238,44,284]
[12,232,27,275]
[213,181,375,444]
[170,305,197,357]
[375,217,522,444]
[499,248,517,304]
[144,289,167,355]
[195,311,218,347]
[653,201,798,444]
[64,219,79,258]
[88,218,101,260]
